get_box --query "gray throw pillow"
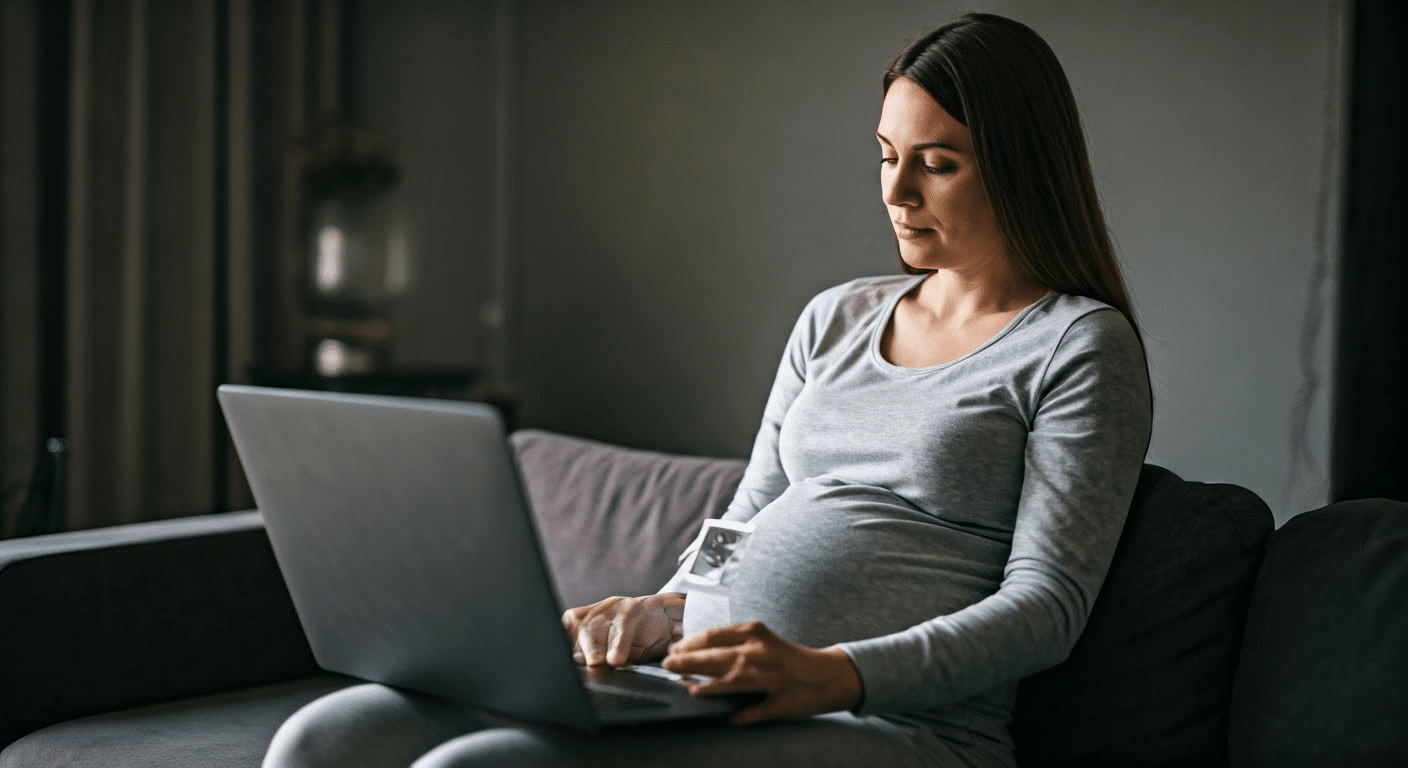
[509,429,745,611]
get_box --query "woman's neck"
[910,260,1049,324]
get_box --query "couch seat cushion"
[0,675,358,768]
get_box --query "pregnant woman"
[266,12,1152,768]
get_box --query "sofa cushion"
[0,674,356,768]
[1010,464,1274,767]
[1227,498,1408,767]
[510,429,746,610]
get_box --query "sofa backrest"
[1010,463,1274,767]
[1227,497,1408,767]
[510,429,746,610]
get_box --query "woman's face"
[877,77,1007,271]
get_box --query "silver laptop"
[217,384,755,732]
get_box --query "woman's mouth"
[893,222,934,238]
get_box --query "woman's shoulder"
[1020,293,1145,377]
[1026,293,1137,343]
[802,274,921,320]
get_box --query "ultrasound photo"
[687,521,752,584]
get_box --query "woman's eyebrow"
[875,133,963,153]
[911,140,963,153]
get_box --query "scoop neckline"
[868,275,1058,374]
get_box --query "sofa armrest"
[0,512,319,751]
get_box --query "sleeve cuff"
[836,632,928,716]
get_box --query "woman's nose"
[881,163,919,208]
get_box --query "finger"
[689,672,765,699]
[664,646,748,679]
[577,620,614,666]
[561,607,585,639]
[605,608,643,667]
[660,596,686,623]
[563,610,587,663]
[563,598,620,662]
[669,620,770,653]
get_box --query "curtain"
[1332,0,1408,503]
[0,0,44,536]
[1,0,265,535]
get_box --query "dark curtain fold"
[0,1,40,536]
[1333,0,1408,503]
[1,0,269,536]
[67,0,219,530]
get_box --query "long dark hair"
[885,13,1143,346]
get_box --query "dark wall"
[352,0,499,369]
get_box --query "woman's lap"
[414,712,958,768]
[262,683,488,768]
[264,683,962,768]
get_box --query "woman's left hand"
[661,620,863,725]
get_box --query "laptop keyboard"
[588,688,671,712]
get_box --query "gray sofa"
[1,429,1405,767]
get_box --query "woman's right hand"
[561,592,686,667]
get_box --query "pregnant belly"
[726,476,1010,648]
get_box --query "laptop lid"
[217,385,597,731]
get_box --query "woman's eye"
[879,157,897,166]
[925,164,957,175]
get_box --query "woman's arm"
[720,296,822,523]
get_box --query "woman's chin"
[898,249,944,272]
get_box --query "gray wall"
[354,0,499,368]
[362,1,1344,523]
[1033,3,1344,522]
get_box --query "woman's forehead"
[877,77,971,152]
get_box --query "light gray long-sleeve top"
[675,274,1151,754]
